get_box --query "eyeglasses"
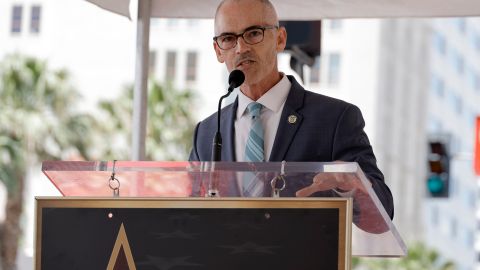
[213,25,279,50]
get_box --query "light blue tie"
[243,102,264,196]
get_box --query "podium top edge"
[41,160,360,173]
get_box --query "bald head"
[212,0,287,99]
[214,0,279,35]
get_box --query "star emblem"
[219,242,279,255]
[167,213,200,222]
[153,230,199,240]
[137,255,201,270]
[225,221,264,230]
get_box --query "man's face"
[213,0,286,87]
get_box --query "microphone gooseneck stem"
[211,88,233,161]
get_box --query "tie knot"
[247,102,263,118]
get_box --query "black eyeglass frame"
[213,25,279,50]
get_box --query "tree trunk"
[0,175,24,270]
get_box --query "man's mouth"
[236,59,255,68]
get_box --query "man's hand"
[296,172,369,197]
[295,169,389,234]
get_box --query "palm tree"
[353,242,456,270]
[0,54,196,269]
[97,80,196,160]
[0,54,97,270]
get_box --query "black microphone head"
[228,69,245,90]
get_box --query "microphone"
[227,69,245,92]
[211,70,245,161]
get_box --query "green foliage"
[0,135,24,194]
[0,54,96,194]
[353,242,456,270]
[0,53,197,193]
[0,54,195,268]
[98,80,196,161]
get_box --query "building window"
[165,51,176,81]
[149,51,157,75]
[428,117,442,133]
[327,53,341,86]
[431,206,439,225]
[466,68,475,90]
[471,111,478,128]
[475,73,480,92]
[11,5,23,33]
[447,91,456,113]
[454,95,463,115]
[433,32,446,55]
[456,18,466,34]
[467,190,476,209]
[450,134,462,154]
[310,56,321,84]
[431,74,445,98]
[475,34,480,52]
[448,49,464,75]
[447,92,463,116]
[185,51,197,82]
[30,5,41,33]
[466,68,480,92]
[450,218,457,239]
[455,54,464,75]
[465,230,474,248]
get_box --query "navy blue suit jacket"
[189,76,394,219]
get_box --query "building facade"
[424,18,480,270]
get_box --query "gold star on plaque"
[107,223,137,270]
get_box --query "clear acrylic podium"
[40,160,406,258]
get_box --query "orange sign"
[475,117,480,176]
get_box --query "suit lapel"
[269,76,305,161]
[220,98,238,161]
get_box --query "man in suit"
[189,0,394,221]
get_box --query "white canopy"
[88,0,480,19]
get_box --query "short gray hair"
[214,0,279,32]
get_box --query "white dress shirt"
[235,74,291,161]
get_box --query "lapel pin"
[288,115,297,124]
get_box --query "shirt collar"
[237,73,291,119]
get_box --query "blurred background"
[0,0,479,269]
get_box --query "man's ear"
[276,26,287,52]
[213,41,225,63]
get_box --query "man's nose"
[235,37,250,54]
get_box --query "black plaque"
[36,198,350,270]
